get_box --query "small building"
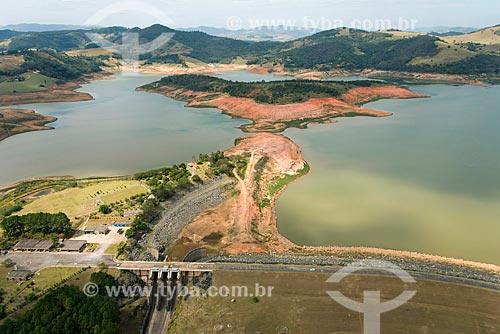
[83,226,109,234]
[7,268,33,282]
[13,239,54,252]
[112,221,132,227]
[59,240,87,252]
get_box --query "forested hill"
[1,24,499,76]
[0,50,104,87]
[267,28,500,75]
[141,74,381,104]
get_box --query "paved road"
[0,251,117,271]
[1,252,498,291]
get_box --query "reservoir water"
[277,84,500,265]
[0,72,244,186]
[1,70,498,264]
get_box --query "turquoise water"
[277,84,500,265]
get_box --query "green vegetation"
[104,242,126,256]
[252,157,269,204]
[144,75,378,104]
[196,151,247,177]
[0,49,104,94]
[98,204,112,214]
[1,24,498,76]
[0,266,87,317]
[0,72,56,94]
[0,285,120,334]
[0,212,70,239]
[263,28,500,75]
[125,151,246,241]
[269,163,310,196]
[90,271,117,296]
[17,180,146,218]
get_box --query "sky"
[0,0,498,30]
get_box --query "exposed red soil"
[173,132,500,273]
[142,85,425,132]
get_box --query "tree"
[49,235,59,246]
[152,184,175,201]
[90,271,117,296]
[99,205,111,214]
[0,212,71,239]
[0,285,119,334]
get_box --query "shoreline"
[1,67,498,276]
[0,71,114,107]
[0,71,115,141]
[174,132,500,276]
[0,108,57,142]
[122,62,497,86]
[2,134,499,277]
[138,83,426,132]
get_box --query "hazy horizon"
[0,0,497,32]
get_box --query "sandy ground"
[0,85,93,107]
[70,226,127,245]
[120,63,268,76]
[295,69,490,86]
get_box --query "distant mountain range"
[411,26,478,34]
[178,26,317,41]
[1,24,499,77]
[0,23,98,32]
[0,23,487,40]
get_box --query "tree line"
[0,212,71,239]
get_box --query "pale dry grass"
[409,41,475,65]
[18,180,147,217]
[170,270,500,334]
[65,48,112,57]
[443,26,500,45]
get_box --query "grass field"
[18,180,148,217]
[0,55,24,72]
[443,26,500,45]
[0,266,120,319]
[104,243,122,255]
[409,41,475,66]
[0,265,81,311]
[170,270,500,334]
[0,72,56,94]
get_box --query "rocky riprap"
[131,177,235,261]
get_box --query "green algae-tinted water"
[277,84,500,265]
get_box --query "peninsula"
[0,108,57,141]
[138,75,425,132]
